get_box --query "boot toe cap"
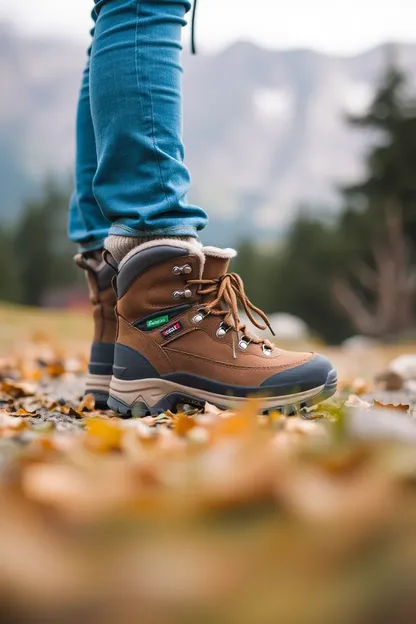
[261,353,335,393]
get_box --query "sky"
[1,0,416,54]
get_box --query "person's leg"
[69,19,117,408]
[68,23,111,252]
[82,0,336,415]
[90,0,208,262]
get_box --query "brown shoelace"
[187,273,275,346]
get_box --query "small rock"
[342,335,379,351]
[389,355,416,381]
[375,371,404,391]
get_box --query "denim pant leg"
[90,0,208,238]
[68,19,111,252]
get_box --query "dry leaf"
[15,408,38,416]
[350,378,369,395]
[1,380,37,398]
[173,413,196,437]
[77,394,95,413]
[345,395,371,409]
[84,418,123,452]
[46,363,66,378]
[57,404,83,418]
[373,400,410,412]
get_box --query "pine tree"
[14,179,80,306]
[333,63,416,338]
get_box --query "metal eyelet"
[172,264,192,275]
[192,313,204,324]
[238,338,250,351]
[172,288,192,300]
[216,323,229,338]
[262,344,273,356]
[192,309,211,325]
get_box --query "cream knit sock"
[105,235,194,263]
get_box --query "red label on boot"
[161,321,183,339]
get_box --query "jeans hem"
[77,238,106,253]
[108,224,198,238]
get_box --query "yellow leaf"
[351,378,369,396]
[15,408,38,416]
[1,380,36,398]
[84,418,123,451]
[58,404,83,418]
[46,363,66,378]
[173,413,196,437]
[77,394,96,412]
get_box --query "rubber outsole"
[107,368,338,418]
[89,391,110,411]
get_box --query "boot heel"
[85,373,112,410]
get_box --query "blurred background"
[1,0,416,345]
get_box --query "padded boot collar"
[119,238,205,277]
[202,246,237,259]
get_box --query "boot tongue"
[201,248,237,307]
[202,255,231,280]
[202,247,236,280]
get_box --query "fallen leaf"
[57,404,83,418]
[77,394,95,413]
[373,400,410,412]
[173,414,196,437]
[350,378,370,395]
[84,418,123,452]
[46,363,66,378]
[15,408,38,416]
[345,395,371,409]
[1,380,37,398]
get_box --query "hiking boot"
[107,239,337,416]
[75,251,117,409]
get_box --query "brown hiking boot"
[107,239,337,416]
[75,251,117,408]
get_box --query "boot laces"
[187,273,275,349]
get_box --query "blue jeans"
[69,0,208,252]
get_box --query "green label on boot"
[146,315,169,329]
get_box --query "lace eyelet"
[173,288,192,300]
[238,338,251,351]
[192,309,210,324]
[262,344,273,356]
[172,264,192,275]
[216,322,229,338]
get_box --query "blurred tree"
[234,214,354,344]
[273,215,354,343]
[0,226,20,302]
[334,64,416,337]
[231,240,273,312]
[14,180,80,306]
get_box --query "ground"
[1,304,416,623]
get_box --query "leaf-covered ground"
[1,305,416,623]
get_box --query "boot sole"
[107,368,337,417]
[85,374,112,410]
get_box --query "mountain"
[1,25,416,244]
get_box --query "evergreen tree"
[14,180,80,306]
[333,64,416,337]
[273,215,354,343]
[0,226,20,302]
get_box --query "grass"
[0,302,93,357]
